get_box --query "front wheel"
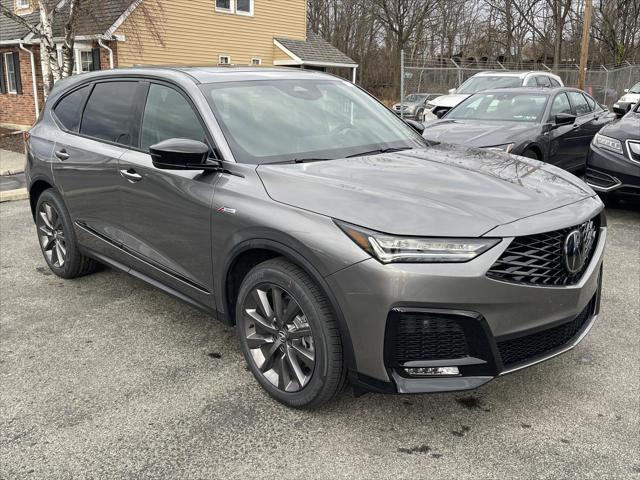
[236,258,345,409]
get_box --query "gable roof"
[0,0,134,43]
[274,31,357,67]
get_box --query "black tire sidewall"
[236,260,340,408]
[35,189,82,278]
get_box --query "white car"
[423,71,564,121]
[612,82,640,115]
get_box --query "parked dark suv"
[27,68,606,408]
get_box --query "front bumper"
[327,199,606,394]
[586,144,640,197]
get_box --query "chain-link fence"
[400,52,640,109]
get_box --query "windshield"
[404,94,426,103]
[629,82,640,94]
[457,76,522,94]
[447,92,549,122]
[200,79,426,164]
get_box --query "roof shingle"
[0,0,134,42]
[275,31,357,66]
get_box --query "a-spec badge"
[216,206,237,215]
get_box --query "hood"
[428,94,471,108]
[600,109,640,142]
[423,120,538,147]
[619,93,640,103]
[256,144,593,237]
[393,101,420,109]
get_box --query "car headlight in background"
[594,133,623,155]
[336,221,500,263]
[482,143,514,153]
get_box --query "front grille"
[487,217,599,286]
[386,312,468,365]
[627,140,640,163]
[497,299,594,367]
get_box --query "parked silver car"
[26,67,605,408]
[423,71,564,120]
[392,93,443,120]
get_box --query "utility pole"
[578,0,593,90]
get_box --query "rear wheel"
[35,189,99,279]
[236,258,345,408]
[521,149,539,160]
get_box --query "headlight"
[336,221,500,263]
[594,133,623,155]
[482,143,514,153]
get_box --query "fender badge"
[216,206,236,215]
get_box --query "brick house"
[0,0,357,129]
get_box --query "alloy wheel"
[242,284,316,392]
[37,202,67,268]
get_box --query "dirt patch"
[0,128,25,154]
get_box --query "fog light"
[405,367,459,377]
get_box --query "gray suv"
[26,67,606,408]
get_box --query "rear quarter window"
[80,81,140,146]
[53,85,91,132]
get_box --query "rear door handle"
[119,168,143,183]
[55,149,70,160]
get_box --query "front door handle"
[119,168,143,183]
[55,149,70,160]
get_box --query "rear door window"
[567,91,590,116]
[536,76,552,87]
[550,77,561,87]
[53,85,91,132]
[524,76,537,87]
[140,83,207,152]
[80,81,139,145]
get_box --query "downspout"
[19,43,40,120]
[98,37,114,69]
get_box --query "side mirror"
[150,138,211,170]
[554,113,576,126]
[612,104,628,116]
[624,88,629,93]
[405,119,425,134]
[448,88,456,94]
[435,109,447,119]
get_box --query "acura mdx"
[26,68,606,408]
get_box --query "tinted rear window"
[80,81,139,145]
[54,85,90,132]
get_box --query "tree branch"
[0,5,41,37]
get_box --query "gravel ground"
[1,199,639,480]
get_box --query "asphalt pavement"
[1,199,639,479]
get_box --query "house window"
[236,0,253,15]
[219,55,231,65]
[16,0,30,9]
[77,50,93,73]
[215,0,233,12]
[4,53,17,94]
[250,58,261,66]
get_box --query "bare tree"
[1,0,83,96]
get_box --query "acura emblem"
[563,229,585,274]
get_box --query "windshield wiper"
[346,147,413,158]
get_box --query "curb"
[0,188,28,203]
[1,169,24,176]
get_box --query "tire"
[415,108,424,121]
[236,258,345,409]
[521,149,539,160]
[600,192,620,207]
[35,189,99,279]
